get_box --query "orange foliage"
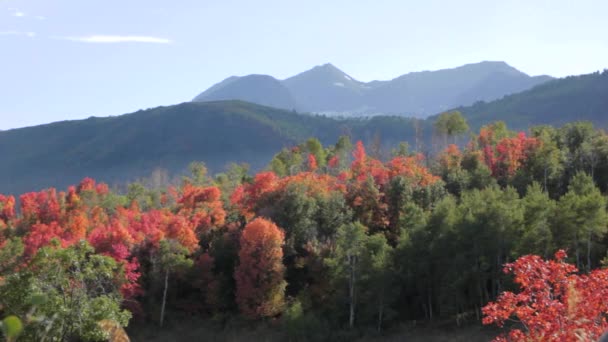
[0,195,16,223]
[177,184,226,234]
[61,209,89,246]
[438,144,463,172]
[235,218,286,319]
[164,215,199,253]
[20,189,62,224]
[387,154,439,187]
[307,154,318,172]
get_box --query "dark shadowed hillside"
[0,101,418,195]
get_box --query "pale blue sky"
[1,0,607,130]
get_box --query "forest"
[2,113,608,341]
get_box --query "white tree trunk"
[349,255,357,329]
[160,270,169,327]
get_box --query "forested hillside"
[458,69,608,130]
[3,120,608,341]
[0,101,419,195]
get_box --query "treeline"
[2,117,608,340]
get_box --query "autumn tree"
[235,218,286,319]
[483,250,608,342]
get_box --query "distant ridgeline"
[193,61,552,118]
[0,69,606,195]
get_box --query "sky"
[1,0,607,130]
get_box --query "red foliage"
[230,172,280,220]
[307,154,318,172]
[177,184,226,235]
[483,250,608,342]
[23,221,65,257]
[235,218,286,319]
[328,155,340,169]
[130,209,168,248]
[87,217,135,258]
[476,129,540,179]
[494,132,540,178]
[20,189,62,224]
[121,257,143,301]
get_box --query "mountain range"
[2,67,607,195]
[193,61,553,117]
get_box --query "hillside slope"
[0,101,417,194]
[457,70,608,130]
[192,75,297,110]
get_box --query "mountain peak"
[463,60,524,75]
[193,61,553,116]
[317,62,340,71]
[297,62,347,75]
[284,63,359,84]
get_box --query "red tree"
[23,221,65,257]
[20,189,62,225]
[235,218,286,319]
[177,184,226,235]
[230,172,280,220]
[483,250,608,342]
[494,132,540,178]
[308,153,318,172]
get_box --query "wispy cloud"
[0,30,35,37]
[9,8,25,17]
[58,35,172,44]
